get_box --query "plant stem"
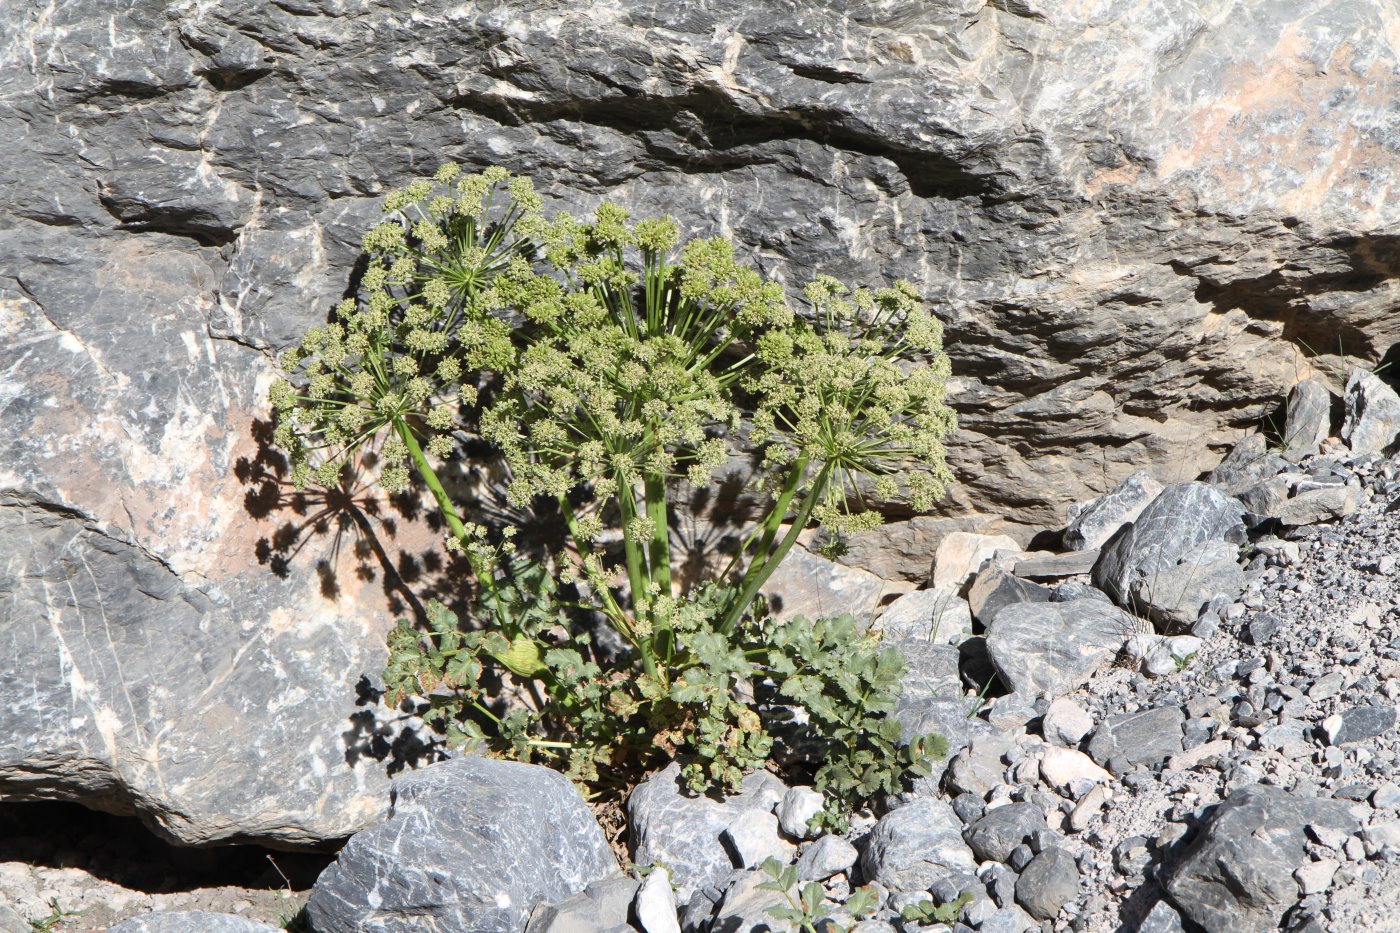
[644,470,673,659]
[718,459,833,635]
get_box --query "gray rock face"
[1087,707,1185,774]
[1208,435,1291,496]
[629,762,787,902]
[2,0,1397,597]
[1164,785,1359,933]
[1322,706,1398,745]
[0,497,406,847]
[108,914,281,933]
[764,544,889,624]
[985,599,1139,699]
[307,756,617,933]
[1092,483,1247,627]
[1063,470,1163,551]
[797,835,859,882]
[889,640,963,701]
[1342,369,1400,455]
[1281,379,1333,460]
[895,695,1002,790]
[859,798,977,893]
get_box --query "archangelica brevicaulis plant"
[269,164,956,827]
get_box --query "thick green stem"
[396,418,469,545]
[616,480,663,684]
[719,460,834,635]
[644,471,673,659]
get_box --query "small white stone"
[721,809,794,868]
[1042,698,1094,747]
[1068,784,1107,833]
[1039,747,1111,797]
[635,865,682,933]
[1294,858,1338,896]
[777,787,825,840]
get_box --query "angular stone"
[964,803,1050,863]
[933,533,1021,590]
[1042,698,1095,747]
[1164,785,1358,933]
[1280,379,1333,460]
[629,762,787,901]
[1208,434,1290,495]
[635,867,681,933]
[307,757,617,933]
[764,544,889,624]
[945,734,1015,799]
[1137,899,1186,933]
[1063,470,1163,551]
[721,809,794,869]
[0,498,403,847]
[109,915,280,933]
[1039,747,1111,798]
[777,787,825,841]
[1014,847,1078,921]
[888,640,964,702]
[1322,706,1398,745]
[1087,706,1185,774]
[1342,368,1400,456]
[873,587,975,646]
[967,565,1053,627]
[985,599,1139,699]
[859,798,977,893]
[1012,549,1100,579]
[797,834,859,882]
[527,877,640,933]
[1092,482,1247,627]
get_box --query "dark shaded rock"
[1322,706,1398,745]
[1092,482,1247,627]
[1245,611,1285,646]
[967,565,1053,627]
[307,756,617,933]
[985,598,1138,698]
[964,803,1050,863]
[1088,706,1185,774]
[1063,470,1163,551]
[1342,369,1400,455]
[1013,847,1079,921]
[1164,785,1359,933]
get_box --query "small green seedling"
[759,857,877,932]
[900,891,974,926]
[29,899,81,933]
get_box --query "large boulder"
[1164,785,1359,932]
[1092,482,1247,627]
[307,756,617,933]
[0,496,411,847]
[2,0,1398,551]
[985,598,1139,699]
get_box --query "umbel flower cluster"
[270,165,957,823]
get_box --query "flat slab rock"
[307,756,617,933]
[985,598,1139,699]
[108,914,281,933]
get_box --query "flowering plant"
[270,165,956,821]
